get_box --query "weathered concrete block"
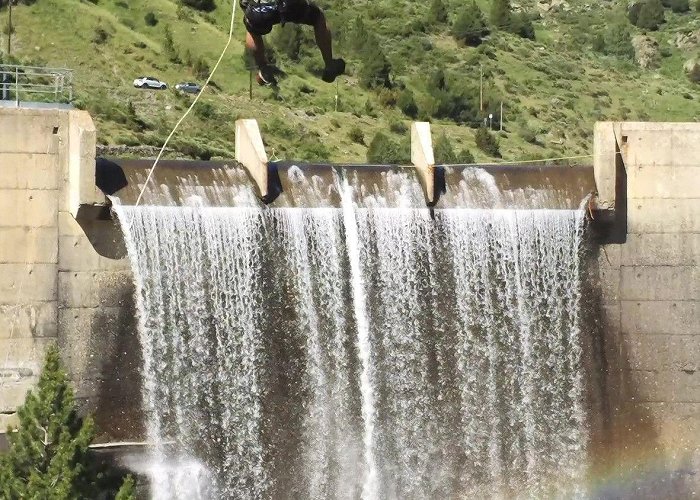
[593,122,618,210]
[628,198,700,233]
[621,233,700,267]
[0,381,37,413]
[0,227,58,264]
[0,302,58,339]
[0,189,58,228]
[620,266,699,301]
[621,301,699,336]
[627,165,700,200]
[0,264,58,303]
[0,337,55,366]
[0,153,59,190]
[58,271,133,309]
[626,369,700,403]
[0,413,19,430]
[624,334,699,372]
[0,110,61,154]
[58,235,130,273]
[621,123,700,168]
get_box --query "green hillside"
[2,0,699,163]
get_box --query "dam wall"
[0,108,140,444]
[0,108,697,490]
[594,122,700,487]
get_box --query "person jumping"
[240,0,345,86]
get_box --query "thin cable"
[135,1,238,206]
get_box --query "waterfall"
[114,171,590,500]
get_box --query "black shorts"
[241,0,321,36]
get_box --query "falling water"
[115,168,591,500]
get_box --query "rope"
[135,1,239,206]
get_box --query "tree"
[428,0,449,26]
[603,23,635,60]
[634,0,665,30]
[180,0,215,12]
[475,126,501,157]
[163,25,180,63]
[490,0,512,30]
[459,148,475,164]
[0,345,134,499]
[359,34,392,89]
[452,1,489,46]
[434,132,458,164]
[144,11,158,27]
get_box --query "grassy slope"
[5,0,700,162]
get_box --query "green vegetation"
[2,0,698,163]
[0,346,134,499]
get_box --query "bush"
[632,0,665,30]
[144,12,158,26]
[511,12,536,40]
[92,25,110,44]
[669,0,690,11]
[475,126,501,157]
[459,149,475,164]
[427,0,448,26]
[273,24,305,61]
[348,126,364,145]
[604,23,635,60]
[696,0,700,11]
[397,89,418,118]
[390,120,408,135]
[434,132,458,164]
[192,56,210,79]
[359,34,392,89]
[180,0,215,12]
[194,101,215,119]
[452,1,489,46]
[490,0,512,29]
[163,25,180,63]
[367,132,410,164]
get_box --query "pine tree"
[428,0,449,26]
[163,25,181,64]
[452,1,489,46]
[273,23,305,61]
[490,0,513,30]
[367,132,410,164]
[434,133,458,164]
[0,345,134,499]
[115,475,136,500]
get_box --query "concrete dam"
[0,108,698,498]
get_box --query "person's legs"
[312,11,333,66]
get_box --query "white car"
[133,76,168,90]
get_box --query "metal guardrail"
[0,64,73,105]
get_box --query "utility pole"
[479,64,483,113]
[6,0,12,56]
[500,101,503,132]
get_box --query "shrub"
[459,149,475,164]
[669,0,690,11]
[390,120,408,135]
[144,11,158,26]
[180,0,215,12]
[273,24,305,61]
[434,132,458,164]
[511,12,536,40]
[604,23,635,60]
[696,0,700,11]
[194,101,215,119]
[452,1,489,46]
[92,25,110,44]
[367,132,410,164]
[427,0,448,26]
[359,34,392,89]
[192,56,210,79]
[490,0,512,29]
[397,88,418,118]
[475,126,501,157]
[632,0,665,30]
[348,126,364,145]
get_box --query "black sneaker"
[257,65,277,86]
[322,58,345,83]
